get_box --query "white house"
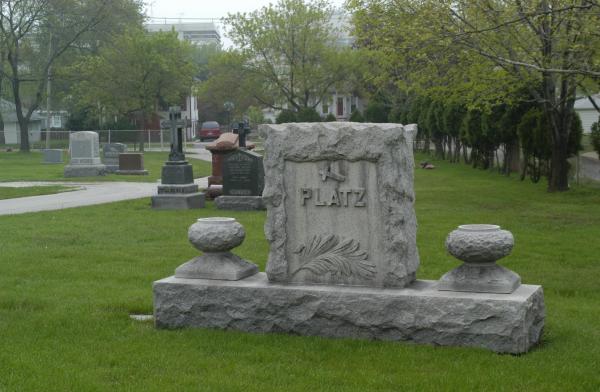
[575,95,600,134]
[1,98,43,144]
[145,21,221,46]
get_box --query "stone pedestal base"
[151,192,205,209]
[215,196,265,211]
[438,264,521,294]
[116,169,148,175]
[175,252,258,280]
[64,164,106,177]
[153,273,544,354]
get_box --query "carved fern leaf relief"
[291,234,376,279]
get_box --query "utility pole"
[45,32,53,149]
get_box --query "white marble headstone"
[69,131,101,165]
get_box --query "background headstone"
[103,143,127,173]
[64,131,106,177]
[222,149,264,197]
[116,153,148,175]
[43,149,63,164]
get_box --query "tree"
[72,29,197,149]
[225,0,355,111]
[0,0,142,152]
[591,118,600,159]
[349,0,600,191]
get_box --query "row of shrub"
[347,95,589,183]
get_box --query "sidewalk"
[0,146,213,216]
[0,177,209,216]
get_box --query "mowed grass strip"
[0,151,211,182]
[0,185,76,200]
[0,154,599,391]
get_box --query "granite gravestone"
[103,143,127,173]
[154,122,545,354]
[116,153,148,175]
[151,106,204,209]
[43,149,63,164]
[222,149,264,196]
[64,131,106,177]
[216,149,265,210]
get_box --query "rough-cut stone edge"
[258,122,419,287]
[215,196,265,211]
[153,273,545,354]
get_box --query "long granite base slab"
[151,192,205,209]
[153,273,544,354]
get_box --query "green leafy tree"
[591,118,600,159]
[0,0,142,152]
[72,29,196,150]
[225,0,355,111]
[349,0,600,191]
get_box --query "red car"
[198,121,221,141]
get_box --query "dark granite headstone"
[151,106,205,209]
[116,153,148,175]
[223,149,264,196]
[103,143,127,172]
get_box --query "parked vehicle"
[197,121,221,141]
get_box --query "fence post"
[108,129,111,144]
[160,128,164,151]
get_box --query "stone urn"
[438,224,521,294]
[174,217,258,280]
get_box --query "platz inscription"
[283,159,379,286]
[300,188,366,207]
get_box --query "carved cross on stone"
[319,162,346,182]
[168,106,186,162]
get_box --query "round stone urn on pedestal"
[174,217,258,280]
[438,224,521,294]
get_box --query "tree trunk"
[547,130,570,191]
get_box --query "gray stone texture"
[103,143,127,172]
[68,131,102,165]
[43,149,63,163]
[215,195,265,211]
[64,164,106,177]
[440,225,521,294]
[153,273,545,354]
[65,131,106,177]
[438,264,521,294]
[151,193,205,209]
[161,162,194,184]
[258,122,419,288]
[445,225,514,264]
[222,149,264,196]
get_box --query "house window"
[322,103,329,114]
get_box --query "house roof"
[575,94,600,110]
[0,98,43,122]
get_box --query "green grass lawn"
[1,154,599,391]
[0,151,211,182]
[0,185,75,200]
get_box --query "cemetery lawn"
[0,185,75,200]
[0,151,211,182]
[1,155,599,391]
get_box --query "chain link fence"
[0,129,182,151]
